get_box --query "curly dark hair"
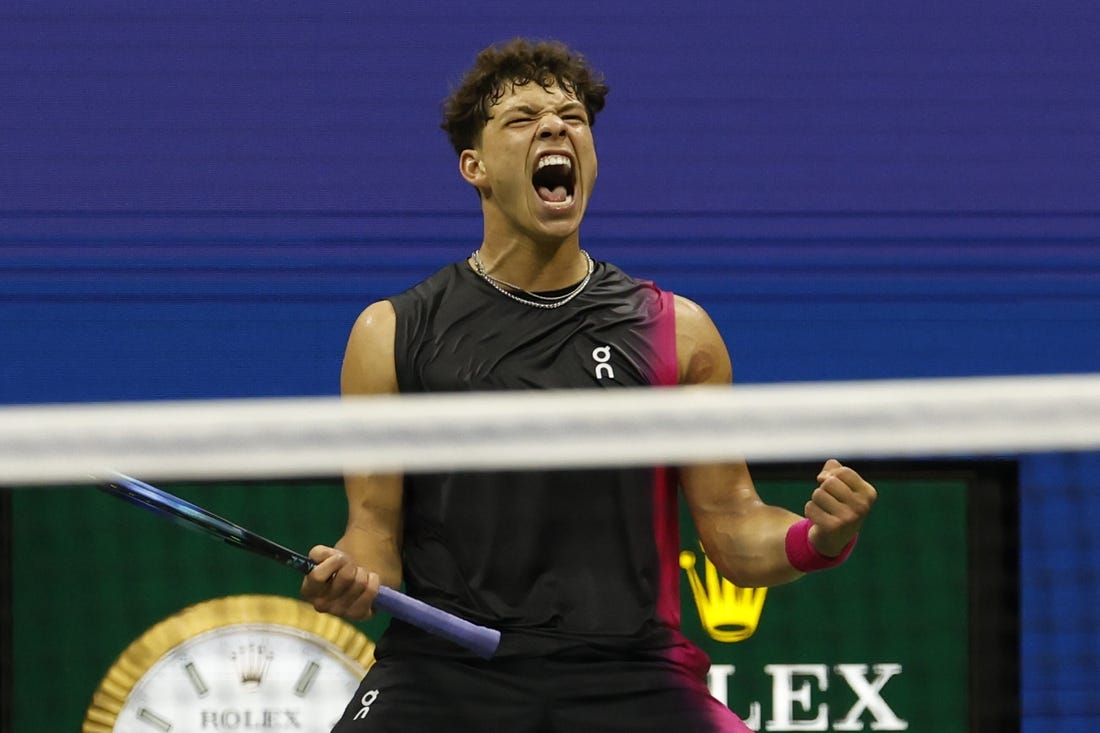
[441,38,609,155]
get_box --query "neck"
[473,234,586,293]
[471,248,593,310]
[474,196,588,290]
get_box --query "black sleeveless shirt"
[379,258,707,671]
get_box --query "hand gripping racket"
[98,473,500,659]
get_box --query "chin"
[534,214,585,243]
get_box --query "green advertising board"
[4,463,1015,732]
[679,475,966,731]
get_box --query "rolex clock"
[83,595,374,733]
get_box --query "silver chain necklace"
[470,249,594,309]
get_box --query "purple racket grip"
[374,586,500,659]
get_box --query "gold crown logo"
[231,643,273,688]
[679,546,767,643]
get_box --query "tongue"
[537,185,569,203]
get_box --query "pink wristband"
[785,518,857,572]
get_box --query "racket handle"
[301,557,500,658]
[374,585,501,660]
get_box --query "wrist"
[785,518,857,573]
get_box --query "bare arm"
[675,295,875,587]
[300,300,404,620]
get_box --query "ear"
[459,150,488,189]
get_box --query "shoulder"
[674,295,732,385]
[590,263,731,385]
[342,260,473,396]
[341,300,398,396]
[351,299,396,334]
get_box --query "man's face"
[464,81,598,244]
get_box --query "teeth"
[537,154,572,170]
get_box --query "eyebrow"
[501,101,586,116]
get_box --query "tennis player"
[302,38,876,732]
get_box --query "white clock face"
[112,623,365,733]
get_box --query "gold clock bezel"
[82,594,375,733]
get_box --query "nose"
[537,114,567,139]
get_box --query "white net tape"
[2,373,1100,485]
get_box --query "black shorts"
[331,653,749,733]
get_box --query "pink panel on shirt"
[650,288,679,387]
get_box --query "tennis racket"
[98,473,500,659]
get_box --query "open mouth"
[532,154,575,206]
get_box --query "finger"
[306,567,360,615]
[808,484,849,517]
[804,501,841,536]
[310,543,345,562]
[306,545,343,579]
[301,566,337,603]
[818,458,843,481]
[824,468,878,510]
[301,548,351,595]
[805,491,862,535]
[327,567,375,618]
[816,473,860,505]
[817,478,877,527]
[819,465,872,494]
[326,560,361,597]
[311,552,348,583]
[345,571,380,620]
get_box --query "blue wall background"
[2,2,1098,729]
